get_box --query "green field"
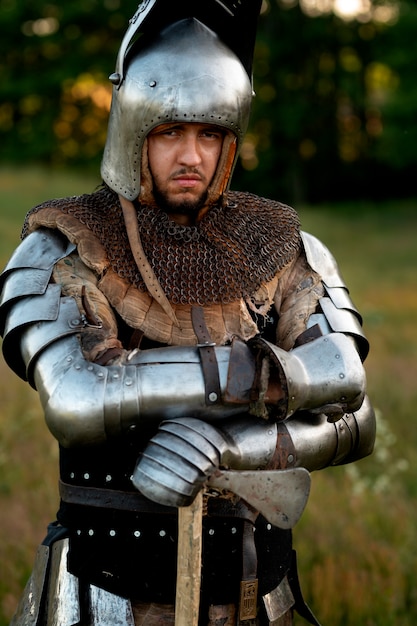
[0,166,416,625]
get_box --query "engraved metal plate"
[239,578,258,621]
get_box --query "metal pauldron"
[301,230,369,360]
[0,229,76,378]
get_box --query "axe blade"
[208,467,311,529]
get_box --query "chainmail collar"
[24,185,302,305]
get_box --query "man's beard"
[152,183,208,218]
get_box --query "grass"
[0,165,416,625]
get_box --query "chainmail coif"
[24,186,301,306]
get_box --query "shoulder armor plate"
[1,228,75,276]
[0,228,76,334]
[5,289,82,383]
[301,231,346,289]
[301,231,369,360]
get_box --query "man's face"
[147,122,224,220]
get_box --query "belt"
[59,480,177,514]
[60,480,256,524]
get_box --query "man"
[0,3,375,625]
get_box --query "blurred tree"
[232,0,404,203]
[0,0,414,204]
[0,0,132,164]
[369,2,417,173]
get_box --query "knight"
[0,2,375,624]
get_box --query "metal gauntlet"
[132,415,278,507]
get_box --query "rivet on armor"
[109,72,121,85]
[231,527,237,534]
[208,392,218,403]
[88,529,94,536]
[149,80,157,87]
[97,372,104,378]
[134,530,141,538]
[209,529,215,536]
[287,454,294,464]
[159,530,166,537]
[339,373,345,379]
[109,530,116,537]
[125,378,133,386]
[84,473,90,480]
[70,472,75,479]
[105,474,112,482]
[267,524,272,531]
[77,530,81,536]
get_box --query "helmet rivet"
[109,72,121,85]
[149,80,157,88]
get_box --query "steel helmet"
[101,16,254,201]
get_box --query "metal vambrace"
[278,394,376,471]
[254,333,366,420]
[3,286,247,447]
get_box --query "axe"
[175,467,310,626]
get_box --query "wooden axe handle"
[175,490,203,626]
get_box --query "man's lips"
[172,174,202,188]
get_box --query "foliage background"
[0,0,416,624]
[1,0,416,205]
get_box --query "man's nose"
[178,136,202,167]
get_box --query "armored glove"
[132,416,277,507]
[132,418,226,507]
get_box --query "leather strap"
[119,194,180,327]
[191,305,221,405]
[266,423,297,470]
[59,480,176,515]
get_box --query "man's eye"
[202,132,221,140]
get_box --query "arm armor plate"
[301,231,369,360]
[281,394,376,469]
[3,288,243,447]
[256,333,366,419]
[0,229,244,447]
